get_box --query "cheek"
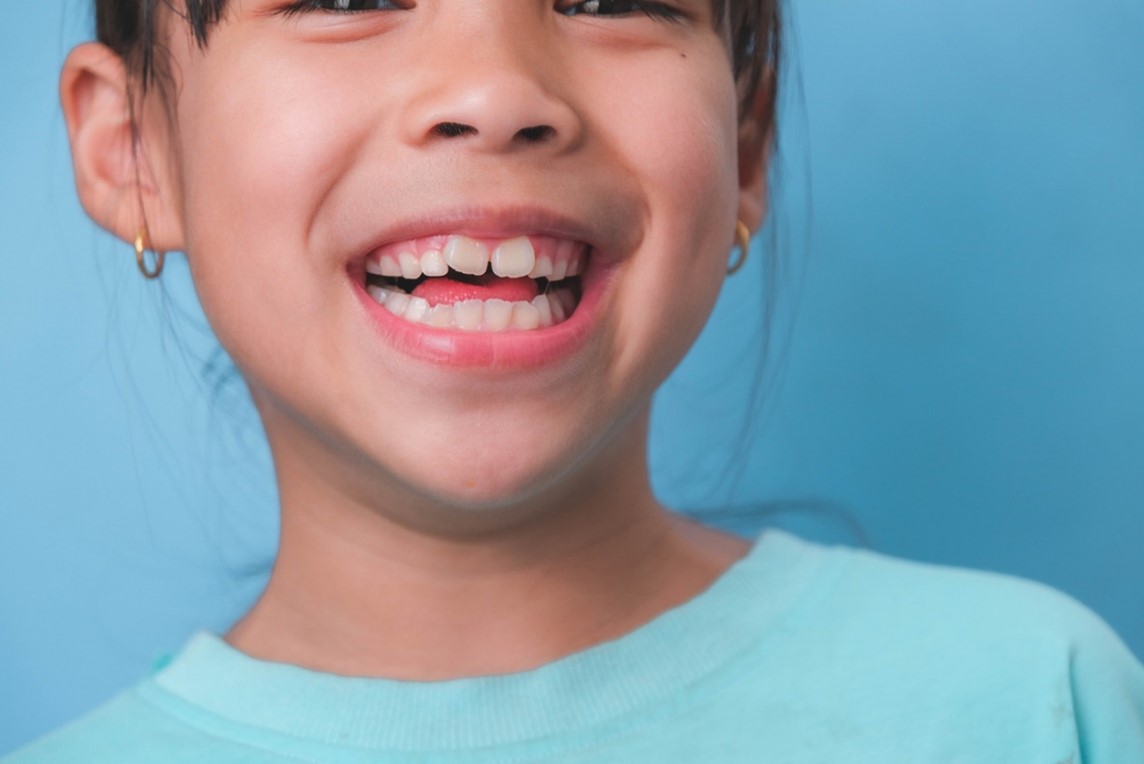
[596,49,740,384]
[173,43,371,371]
[590,48,738,210]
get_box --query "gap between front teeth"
[366,288,576,331]
[366,234,584,280]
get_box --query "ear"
[735,71,776,235]
[60,43,184,251]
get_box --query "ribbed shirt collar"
[145,530,829,752]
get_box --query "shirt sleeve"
[1069,610,1144,763]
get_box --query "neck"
[225,410,749,680]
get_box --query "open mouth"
[364,234,585,332]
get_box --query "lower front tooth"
[379,294,563,331]
[557,289,576,314]
[454,300,484,331]
[549,294,567,323]
[531,294,553,327]
[511,302,541,330]
[427,304,454,328]
[385,292,411,317]
[405,296,430,323]
[483,299,513,331]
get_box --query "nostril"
[426,120,560,147]
[433,122,478,138]
[515,125,555,143]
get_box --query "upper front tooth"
[529,255,554,279]
[566,251,585,277]
[443,235,489,276]
[368,255,403,277]
[491,237,536,278]
[399,251,422,279]
[421,249,448,277]
[550,256,569,282]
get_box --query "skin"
[61,0,771,679]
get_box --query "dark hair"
[95,0,781,126]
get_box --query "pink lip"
[352,252,615,368]
[347,205,621,369]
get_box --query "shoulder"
[2,685,187,764]
[784,533,1138,675]
[818,538,1115,635]
[0,680,270,764]
[769,532,1144,761]
[740,530,1142,683]
[743,530,1136,661]
[819,538,1133,658]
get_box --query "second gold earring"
[727,220,751,276]
[134,226,166,280]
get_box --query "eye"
[279,0,405,13]
[558,0,685,22]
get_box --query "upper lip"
[352,201,639,269]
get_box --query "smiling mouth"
[364,233,585,332]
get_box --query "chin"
[388,443,580,515]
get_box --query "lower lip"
[351,254,614,369]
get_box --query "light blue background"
[2,0,1142,753]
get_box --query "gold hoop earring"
[727,220,751,276]
[134,226,165,280]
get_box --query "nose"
[399,23,583,155]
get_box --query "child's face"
[135,0,764,516]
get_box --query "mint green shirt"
[6,531,1144,762]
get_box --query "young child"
[5,0,1143,760]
